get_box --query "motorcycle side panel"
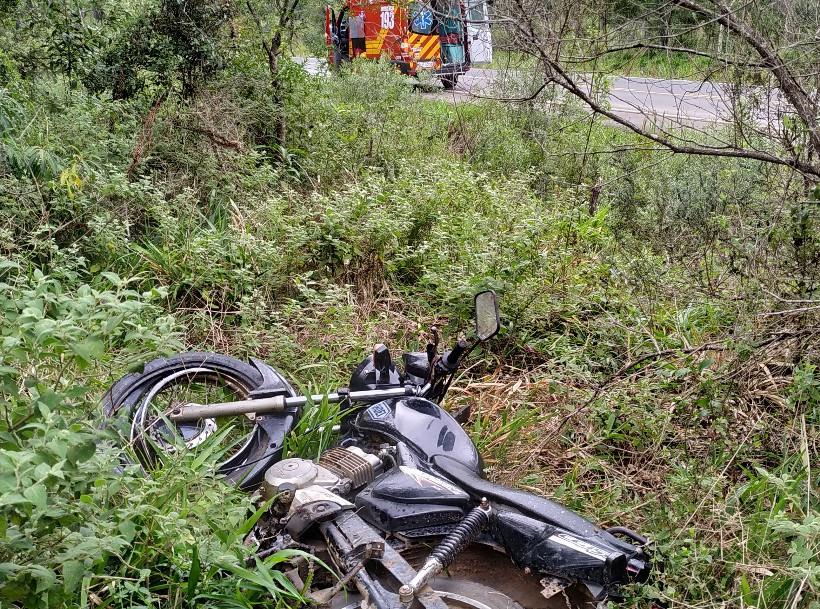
[355,466,469,532]
[430,454,649,597]
[356,397,482,473]
[493,510,629,596]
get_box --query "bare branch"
[564,42,765,68]
[540,55,820,177]
[673,0,820,156]
[494,0,820,178]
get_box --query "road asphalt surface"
[296,57,787,130]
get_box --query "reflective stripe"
[407,33,440,60]
[365,27,389,57]
[418,36,440,60]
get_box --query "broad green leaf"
[67,439,96,464]
[62,560,85,593]
[117,519,137,542]
[70,337,104,367]
[31,564,57,593]
[23,484,47,510]
[0,493,30,507]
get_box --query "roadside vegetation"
[1,2,817,609]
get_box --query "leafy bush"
[0,263,314,608]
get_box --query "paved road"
[443,67,786,129]
[296,57,786,130]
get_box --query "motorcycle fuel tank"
[356,397,482,473]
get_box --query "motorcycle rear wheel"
[331,545,589,609]
[406,545,590,609]
[100,352,296,488]
[333,578,523,609]
[429,578,525,609]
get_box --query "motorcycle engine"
[262,446,383,512]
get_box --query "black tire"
[430,573,593,609]
[401,545,593,608]
[101,352,297,489]
[441,75,459,90]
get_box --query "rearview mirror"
[474,290,500,341]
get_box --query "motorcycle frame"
[127,288,652,604]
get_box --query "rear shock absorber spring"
[399,498,492,604]
[430,502,491,568]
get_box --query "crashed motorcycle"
[102,291,651,609]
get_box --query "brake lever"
[425,325,440,383]
[430,325,440,351]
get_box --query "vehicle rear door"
[466,0,492,64]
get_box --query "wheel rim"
[330,578,523,609]
[434,589,505,609]
[129,367,258,469]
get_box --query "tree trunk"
[268,30,286,148]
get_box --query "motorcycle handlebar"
[442,339,469,370]
[171,338,474,423]
[170,385,429,422]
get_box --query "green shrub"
[0,263,312,608]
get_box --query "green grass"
[581,49,719,79]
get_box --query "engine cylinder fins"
[319,446,381,488]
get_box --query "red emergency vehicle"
[325,0,492,89]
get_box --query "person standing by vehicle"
[349,12,365,57]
